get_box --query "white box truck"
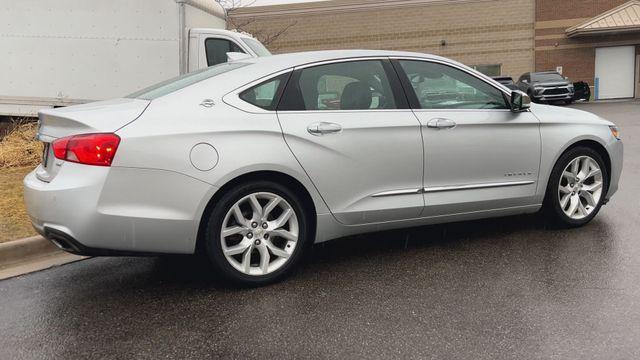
[0,0,271,117]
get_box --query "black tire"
[543,146,608,228]
[564,99,574,105]
[204,180,311,286]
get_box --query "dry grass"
[0,120,42,168]
[0,119,41,242]
[0,166,37,242]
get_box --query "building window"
[471,64,502,77]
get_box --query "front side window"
[398,60,508,110]
[239,74,288,110]
[205,38,245,66]
[279,60,397,111]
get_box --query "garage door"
[595,46,635,99]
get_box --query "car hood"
[38,98,150,139]
[533,81,570,87]
[530,103,614,126]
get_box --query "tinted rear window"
[127,62,248,100]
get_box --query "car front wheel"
[544,146,608,227]
[204,181,310,286]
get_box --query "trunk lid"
[37,98,150,139]
[35,98,149,182]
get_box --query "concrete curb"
[0,236,86,280]
[0,236,58,267]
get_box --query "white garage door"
[595,46,635,99]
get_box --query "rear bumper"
[43,227,166,256]
[24,163,215,255]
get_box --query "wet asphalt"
[1,101,639,359]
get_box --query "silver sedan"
[24,50,623,285]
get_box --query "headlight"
[609,125,621,140]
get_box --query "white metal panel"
[2,36,180,100]
[595,46,635,99]
[0,0,181,102]
[185,4,227,30]
[0,0,179,41]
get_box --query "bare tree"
[216,0,297,48]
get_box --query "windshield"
[532,72,565,83]
[241,38,271,57]
[127,62,249,100]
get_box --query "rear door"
[393,59,541,216]
[276,58,424,225]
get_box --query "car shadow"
[124,212,560,288]
[40,210,617,298]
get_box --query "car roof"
[238,49,449,68]
[223,49,473,86]
[163,49,511,100]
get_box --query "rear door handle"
[307,122,342,136]
[426,118,456,129]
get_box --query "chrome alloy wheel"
[558,155,603,220]
[220,192,299,276]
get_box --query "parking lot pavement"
[1,101,639,359]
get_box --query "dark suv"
[516,71,575,104]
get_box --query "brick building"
[231,0,536,78]
[535,0,640,99]
[231,0,640,99]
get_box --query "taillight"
[52,133,121,166]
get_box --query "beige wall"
[231,0,535,78]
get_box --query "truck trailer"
[0,0,270,117]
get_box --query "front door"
[393,59,541,216]
[277,59,424,225]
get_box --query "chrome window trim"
[273,109,415,114]
[411,108,514,113]
[423,180,535,193]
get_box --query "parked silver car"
[24,50,623,285]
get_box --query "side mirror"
[510,90,531,112]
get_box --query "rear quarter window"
[239,73,290,110]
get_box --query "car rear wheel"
[204,181,310,286]
[544,146,608,227]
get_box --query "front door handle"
[426,118,456,129]
[307,122,343,136]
